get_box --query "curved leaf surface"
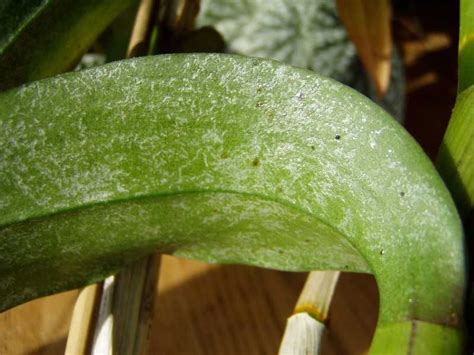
[0,54,464,351]
[0,0,136,91]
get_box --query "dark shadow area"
[26,338,67,355]
[394,0,459,158]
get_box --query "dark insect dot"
[252,157,260,167]
[255,101,263,108]
[400,191,405,197]
[310,145,316,150]
[335,134,341,140]
[257,87,263,93]
[380,249,385,255]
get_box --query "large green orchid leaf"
[196,0,405,121]
[0,54,465,353]
[0,0,136,91]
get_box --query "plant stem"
[279,313,325,355]
[127,0,159,57]
[65,284,101,354]
[279,271,340,355]
[92,276,115,355]
[90,255,161,354]
[336,0,392,98]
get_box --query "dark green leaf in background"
[0,0,137,91]
[459,0,474,93]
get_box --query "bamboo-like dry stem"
[92,276,115,355]
[65,284,101,354]
[127,0,159,58]
[279,271,340,355]
[89,255,161,354]
[131,255,161,354]
[294,271,340,321]
[279,313,325,355]
[336,0,392,97]
[161,0,201,33]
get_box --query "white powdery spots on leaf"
[0,54,463,317]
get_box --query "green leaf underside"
[0,55,464,337]
[1,192,365,305]
[0,0,135,91]
[437,85,474,218]
[196,0,405,121]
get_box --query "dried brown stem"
[336,0,392,97]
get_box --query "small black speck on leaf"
[380,249,385,255]
[310,145,316,150]
[252,157,260,167]
[255,101,264,108]
[400,191,405,197]
[335,134,341,140]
